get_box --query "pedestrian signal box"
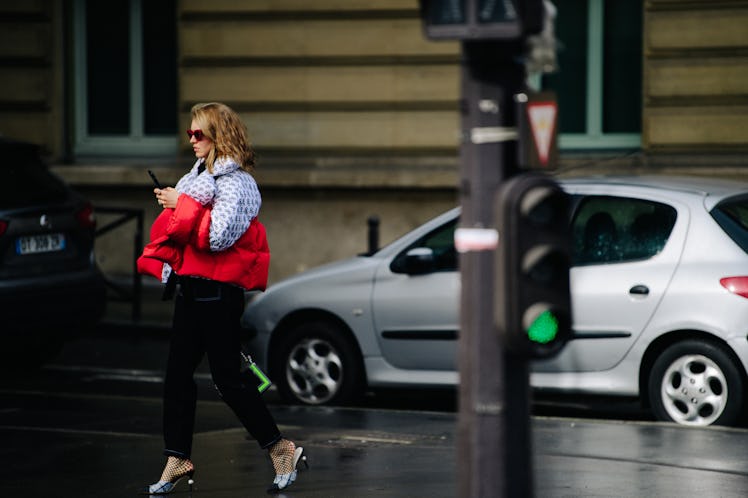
[419,0,544,40]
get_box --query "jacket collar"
[192,156,241,177]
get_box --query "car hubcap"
[286,338,343,404]
[660,354,727,426]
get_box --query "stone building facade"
[2,0,747,283]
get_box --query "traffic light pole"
[456,41,532,497]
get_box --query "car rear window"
[0,145,69,208]
[711,195,748,254]
[571,195,677,265]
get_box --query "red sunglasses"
[186,129,206,141]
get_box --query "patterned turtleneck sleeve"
[173,157,261,252]
[209,170,261,252]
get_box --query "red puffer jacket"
[137,194,270,291]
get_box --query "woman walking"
[137,102,306,494]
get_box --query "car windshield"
[0,145,69,209]
[711,194,748,254]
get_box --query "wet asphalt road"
[8,322,653,420]
[2,324,748,497]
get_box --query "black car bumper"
[0,268,107,332]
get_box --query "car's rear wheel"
[273,320,363,405]
[648,340,744,427]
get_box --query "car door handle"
[629,285,649,296]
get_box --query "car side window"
[711,195,748,254]
[424,219,458,271]
[572,196,676,265]
[391,219,458,274]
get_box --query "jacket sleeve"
[249,219,271,290]
[208,173,260,251]
[194,206,213,252]
[166,193,207,245]
[137,208,181,277]
[136,252,164,279]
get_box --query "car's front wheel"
[648,340,744,427]
[273,320,363,405]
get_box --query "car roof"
[560,174,748,209]
[416,175,748,230]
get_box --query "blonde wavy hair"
[190,102,256,173]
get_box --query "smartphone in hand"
[147,169,163,189]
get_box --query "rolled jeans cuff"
[163,448,190,459]
[259,433,283,450]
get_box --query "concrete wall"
[9,0,748,285]
[177,0,460,164]
[643,0,748,153]
[0,0,64,156]
[63,0,463,284]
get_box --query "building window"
[542,0,642,150]
[72,0,177,156]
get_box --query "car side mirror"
[393,247,436,275]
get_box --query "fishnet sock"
[268,439,296,475]
[160,456,194,482]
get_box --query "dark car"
[0,139,106,368]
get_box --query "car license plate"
[16,233,66,255]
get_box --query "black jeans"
[162,276,281,459]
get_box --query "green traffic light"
[527,309,559,344]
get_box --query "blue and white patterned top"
[175,156,262,251]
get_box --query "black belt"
[175,275,243,302]
[162,272,243,301]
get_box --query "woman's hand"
[155,187,178,209]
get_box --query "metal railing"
[92,210,381,321]
[95,207,144,322]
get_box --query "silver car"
[241,175,748,427]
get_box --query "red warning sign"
[518,92,559,170]
[527,101,557,166]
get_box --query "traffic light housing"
[494,172,571,358]
[419,0,544,40]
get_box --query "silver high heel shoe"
[143,456,195,495]
[267,439,308,494]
